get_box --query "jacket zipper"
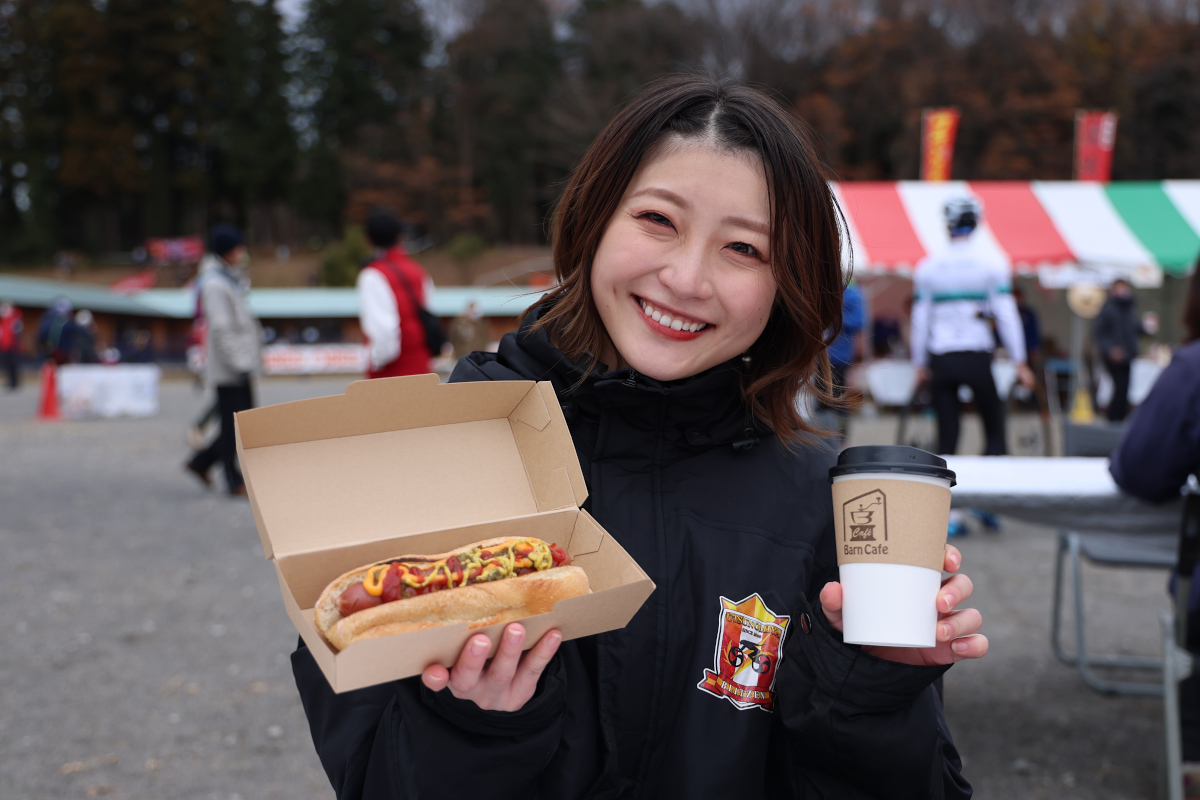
[623,368,638,388]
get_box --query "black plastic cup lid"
[829,445,956,486]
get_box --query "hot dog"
[314,537,589,651]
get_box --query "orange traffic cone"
[36,361,61,421]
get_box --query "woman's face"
[589,142,776,382]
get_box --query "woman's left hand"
[818,544,988,666]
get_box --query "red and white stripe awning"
[832,180,1200,285]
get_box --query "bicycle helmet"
[943,196,982,236]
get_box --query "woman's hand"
[818,544,988,667]
[421,623,562,711]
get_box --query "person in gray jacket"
[1093,278,1146,422]
[185,224,262,496]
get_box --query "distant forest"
[1,0,1198,262]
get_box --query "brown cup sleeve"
[832,478,951,572]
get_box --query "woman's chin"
[622,351,721,383]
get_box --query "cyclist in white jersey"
[911,197,1035,455]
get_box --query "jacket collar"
[496,301,770,460]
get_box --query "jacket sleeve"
[357,267,401,371]
[774,597,970,800]
[1109,352,1200,503]
[292,637,599,800]
[988,270,1026,365]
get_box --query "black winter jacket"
[1094,296,1141,363]
[1110,339,1200,502]
[292,305,972,799]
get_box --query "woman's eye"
[729,241,764,259]
[638,211,673,228]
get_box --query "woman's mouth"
[635,296,711,340]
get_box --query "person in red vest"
[0,299,23,390]
[356,208,437,378]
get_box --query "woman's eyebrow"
[722,215,769,236]
[628,186,691,208]
[629,186,768,235]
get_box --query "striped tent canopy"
[833,181,1200,286]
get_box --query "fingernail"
[942,595,955,612]
[939,624,950,640]
[952,640,968,654]
[507,627,522,642]
[470,638,488,655]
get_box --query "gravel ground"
[0,376,1170,799]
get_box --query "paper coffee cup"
[829,446,956,648]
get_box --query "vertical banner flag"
[1074,111,1118,182]
[920,108,960,181]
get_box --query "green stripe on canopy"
[1105,183,1200,275]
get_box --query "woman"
[293,74,985,799]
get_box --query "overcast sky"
[273,0,305,30]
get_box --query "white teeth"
[639,298,706,333]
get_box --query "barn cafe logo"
[697,594,790,712]
[843,489,890,557]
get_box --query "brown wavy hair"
[532,73,848,444]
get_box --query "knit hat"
[209,223,244,257]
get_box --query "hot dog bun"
[314,537,590,651]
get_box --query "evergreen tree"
[0,0,61,261]
[444,0,561,242]
[214,0,298,239]
[291,0,430,229]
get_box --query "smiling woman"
[535,75,847,441]
[292,74,982,800]
[591,144,776,381]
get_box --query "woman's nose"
[657,246,713,300]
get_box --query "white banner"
[261,344,368,375]
[58,364,161,419]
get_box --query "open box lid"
[235,375,588,560]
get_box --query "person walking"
[356,208,437,379]
[0,299,23,390]
[910,197,1034,455]
[1093,278,1145,422]
[185,224,261,496]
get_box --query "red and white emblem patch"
[696,593,790,712]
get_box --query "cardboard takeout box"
[235,374,655,693]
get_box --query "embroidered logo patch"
[697,593,790,712]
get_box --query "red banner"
[1074,111,1118,182]
[145,236,205,265]
[109,268,158,295]
[920,108,960,182]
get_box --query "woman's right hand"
[421,623,562,712]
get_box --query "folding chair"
[1162,484,1200,800]
[1050,421,1174,695]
